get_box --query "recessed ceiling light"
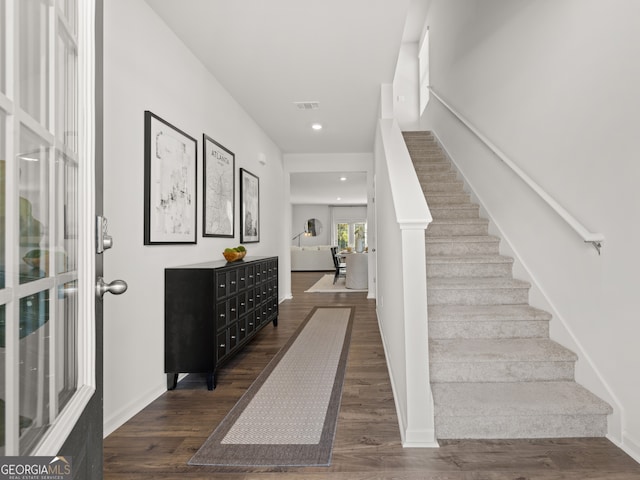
[336,197,341,201]
[340,177,347,181]
[311,123,323,131]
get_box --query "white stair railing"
[429,87,604,254]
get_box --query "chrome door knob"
[96,277,128,299]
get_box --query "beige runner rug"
[188,306,354,466]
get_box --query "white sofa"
[290,245,335,271]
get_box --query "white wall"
[291,205,331,246]
[422,0,640,460]
[103,0,285,435]
[393,42,420,130]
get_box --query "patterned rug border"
[188,306,355,467]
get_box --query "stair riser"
[414,164,452,173]
[416,172,459,183]
[411,154,445,159]
[420,182,465,193]
[410,155,449,162]
[430,208,481,220]
[427,287,529,305]
[429,320,548,339]
[424,194,472,206]
[435,414,608,439]
[427,223,489,237]
[407,148,444,154]
[426,241,500,256]
[430,361,575,383]
[427,262,512,278]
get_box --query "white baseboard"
[622,432,640,465]
[103,382,167,438]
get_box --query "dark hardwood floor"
[103,271,640,479]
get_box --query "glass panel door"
[0,0,84,455]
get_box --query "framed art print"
[240,168,259,243]
[203,134,235,237]
[144,111,197,245]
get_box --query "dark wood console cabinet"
[165,256,278,390]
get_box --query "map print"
[204,136,234,237]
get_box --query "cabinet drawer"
[267,299,276,320]
[247,288,257,311]
[228,296,238,322]
[255,287,263,305]
[237,292,248,316]
[245,264,256,287]
[216,301,228,330]
[254,306,264,326]
[246,312,256,334]
[228,323,238,351]
[238,318,248,342]
[237,265,249,290]
[217,331,228,361]
[268,259,278,280]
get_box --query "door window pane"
[56,280,77,410]
[19,125,50,284]
[19,0,50,127]
[56,152,76,273]
[19,290,50,453]
[56,24,77,152]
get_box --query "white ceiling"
[290,172,367,205]
[144,0,429,204]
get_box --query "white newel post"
[400,224,437,447]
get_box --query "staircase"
[402,131,612,439]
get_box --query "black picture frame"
[144,111,197,245]
[203,134,235,238]
[240,168,259,243]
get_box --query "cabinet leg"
[272,316,278,327]
[167,373,178,390]
[207,372,216,391]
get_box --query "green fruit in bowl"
[237,245,246,252]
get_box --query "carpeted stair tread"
[432,382,613,417]
[430,338,577,363]
[428,304,552,322]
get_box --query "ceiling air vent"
[294,101,320,110]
